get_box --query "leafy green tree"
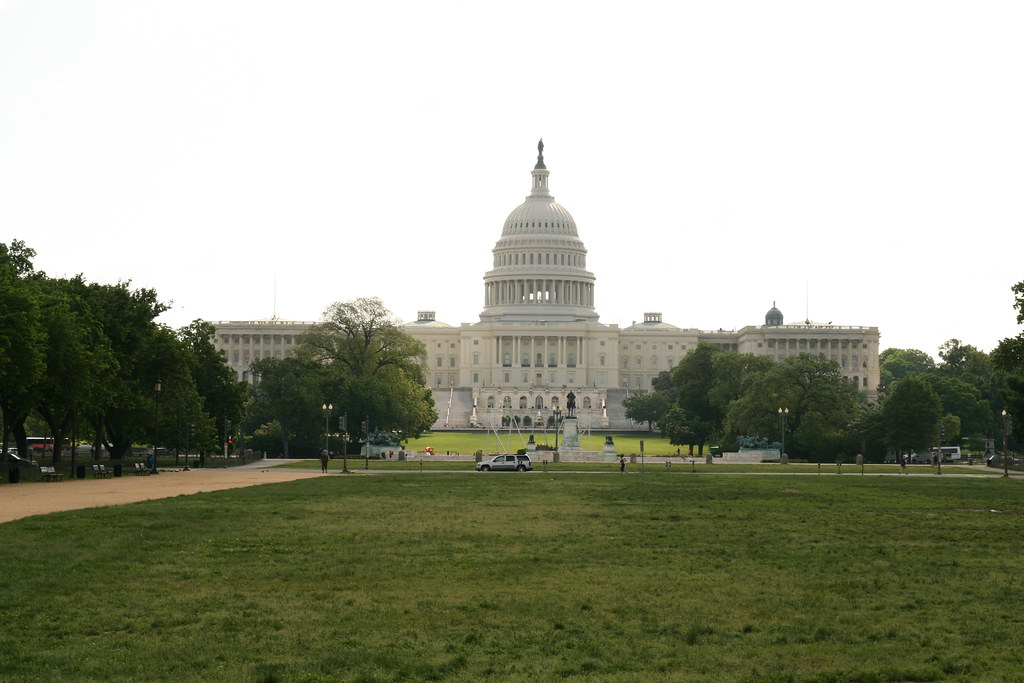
[920,373,988,444]
[250,356,324,458]
[34,278,116,463]
[299,298,436,441]
[177,320,247,453]
[668,344,727,454]
[650,370,679,404]
[726,354,864,460]
[660,405,700,452]
[622,391,670,431]
[881,375,943,455]
[665,345,773,454]
[993,280,1024,445]
[0,241,45,457]
[879,348,936,391]
[75,281,188,460]
[847,402,886,461]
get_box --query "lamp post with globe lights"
[322,403,333,454]
[778,407,789,464]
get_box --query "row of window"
[495,252,585,268]
[507,220,574,231]
[765,339,865,349]
[222,335,294,345]
[232,349,288,362]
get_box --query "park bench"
[92,464,112,478]
[40,466,63,482]
[133,462,151,475]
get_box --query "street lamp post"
[322,403,333,454]
[777,407,788,464]
[152,379,162,473]
[553,408,562,450]
[1002,409,1012,478]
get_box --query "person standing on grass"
[619,454,627,473]
[320,449,330,473]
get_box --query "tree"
[726,354,864,460]
[0,241,45,457]
[847,402,886,461]
[881,375,943,455]
[993,280,1024,446]
[33,278,116,463]
[920,373,989,443]
[299,298,436,441]
[250,356,323,458]
[668,344,727,454]
[879,348,936,390]
[177,320,247,454]
[622,392,670,431]
[75,280,191,460]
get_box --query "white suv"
[476,454,533,472]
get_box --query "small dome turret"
[765,303,784,326]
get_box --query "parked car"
[476,454,533,472]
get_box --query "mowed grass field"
[403,431,677,456]
[2,472,1022,682]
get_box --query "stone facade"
[406,143,880,430]
[211,320,314,383]
[212,143,880,430]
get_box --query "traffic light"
[339,414,347,432]
[939,426,945,438]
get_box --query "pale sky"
[2,1,1022,360]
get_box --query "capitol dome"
[480,141,598,322]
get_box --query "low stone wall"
[722,450,779,463]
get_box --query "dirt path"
[0,466,326,524]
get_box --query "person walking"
[320,449,330,473]
[619,454,627,473]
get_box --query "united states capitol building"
[214,142,880,430]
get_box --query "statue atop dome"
[535,138,546,170]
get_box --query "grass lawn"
[291,457,985,477]
[1,473,1022,681]
[403,430,678,456]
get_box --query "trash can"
[113,463,123,477]
[8,467,20,484]
[76,465,86,479]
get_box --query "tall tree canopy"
[297,298,436,442]
[725,353,864,460]
[879,348,936,389]
[1,239,246,463]
[881,375,943,455]
[993,280,1024,445]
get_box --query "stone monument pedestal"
[559,417,582,452]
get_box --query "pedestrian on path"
[619,454,627,473]
[320,449,330,473]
